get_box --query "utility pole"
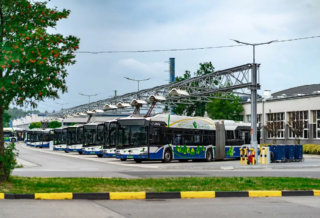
[231,39,277,158]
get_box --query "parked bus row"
[20,114,254,163]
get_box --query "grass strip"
[0,176,319,194]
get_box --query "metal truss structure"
[52,63,259,117]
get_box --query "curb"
[1,191,320,200]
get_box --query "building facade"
[242,84,320,145]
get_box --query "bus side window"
[194,130,202,145]
[183,130,194,145]
[150,127,161,145]
[226,131,234,140]
[162,128,173,144]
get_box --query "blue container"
[285,145,295,161]
[269,145,286,162]
[294,145,303,161]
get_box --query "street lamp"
[55,102,68,110]
[231,39,277,157]
[79,93,99,104]
[124,77,151,92]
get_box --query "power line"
[74,35,320,54]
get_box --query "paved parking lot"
[13,142,320,178]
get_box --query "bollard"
[240,148,243,165]
[264,148,267,165]
[244,148,247,165]
[260,148,263,165]
[249,148,255,165]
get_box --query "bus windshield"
[83,125,103,147]
[4,131,13,138]
[118,125,147,148]
[67,128,77,145]
[106,122,117,148]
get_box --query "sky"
[28,0,320,113]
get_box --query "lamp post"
[79,93,99,104]
[231,39,277,157]
[55,102,68,110]
[124,77,151,92]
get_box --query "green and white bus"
[115,114,252,163]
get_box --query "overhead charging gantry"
[50,63,260,155]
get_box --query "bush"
[48,121,62,129]
[29,122,42,129]
[303,144,320,155]
[0,142,19,181]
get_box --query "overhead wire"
[74,35,320,54]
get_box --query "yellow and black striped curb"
[1,191,320,200]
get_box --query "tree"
[286,111,306,145]
[263,110,281,144]
[48,120,61,129]
[29,122,42,129]
[171,62,216,116]
[0,0,80,182]
[2,112,10,127]
[206,93,244,121]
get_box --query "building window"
[311,110,320,139]
[288,111,309,139]
[266,112,285,139]
[246,115,251,122]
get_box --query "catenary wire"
[74,35,320,54]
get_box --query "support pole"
[251,64,259,158]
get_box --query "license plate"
[90,152,95,154]
[59,149,62,150]
[73,150,77,152]
[127,155,134,158]
[113,155,116,157]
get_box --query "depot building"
[242,84,320,145]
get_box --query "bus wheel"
[11,138,16,143]
[162,150,172,163]
[97,154,103,158]
[120,158,127,161]
[78,151,82,155]
[134,159,142,163]
[205,149,213,162]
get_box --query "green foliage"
[28,122,42,129]
[0,0,80,110]
[48,120,61,129]
[68,123,77,126]
[0,142,19,181]
[171,62,216,116]
[3,112,11,127]
[303,144,320,154]
[206,93,244,121]
[6,107,41,119]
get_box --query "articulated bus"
[53,127,67,151]
[66,124,84,154]
[115,114,252,163]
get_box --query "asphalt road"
[13,142,320,178]
[1,197,320,218]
